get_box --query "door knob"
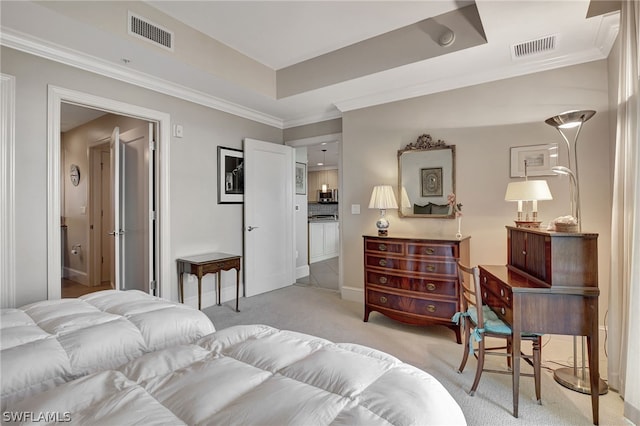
[247,226,259,231]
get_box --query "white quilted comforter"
[0,290,215,406]
[4,324,466,425]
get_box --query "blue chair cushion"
[468,305,512,335]
[465,305,542,337]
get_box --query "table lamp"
[369,185,398,236]
[504,180,552,228]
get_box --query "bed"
[1,291,466,425]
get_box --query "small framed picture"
[295,162,307,195]
[217,146,244,204]
[421,167,443,197]
[510,143,558,177]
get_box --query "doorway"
[49,85,171,301]
[60,106,156,298]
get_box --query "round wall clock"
[70,164,80,186]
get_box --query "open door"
[243,138,295,297]
[110,124,155,293]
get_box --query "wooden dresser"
[363,234,470,343]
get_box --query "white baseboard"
[64,267,88,286]
[182,284,243,310]
[296,265,310,279]
[341,285,363,303]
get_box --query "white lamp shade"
[369,185,399,209]
[504,180,553,201]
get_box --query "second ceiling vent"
[512,35,557,59]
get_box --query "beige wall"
[2,46,282,306]
[340,60,613,330]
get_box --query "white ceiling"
[1,0,620,166]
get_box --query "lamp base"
[554,367,608,395]
[377,229,388,236]
[514,220,541,229]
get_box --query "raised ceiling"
[1,1,620,130]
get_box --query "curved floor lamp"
[545,110,608,395]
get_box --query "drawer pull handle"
[379,276,388,284]
[426,304,436,313]
[483,276,487,284]
[379,296,388,304]
[379,259,387,267]
[483,291,488,299]
[426,265,435,272]
[500,288,505,297]
[522,250,527,255]
[501,307,506,315]
[426,283,436,291]
[378,244,387,251]
[424,248,435,255]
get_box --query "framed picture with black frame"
[295,162,307,195]
[217,146,244,204]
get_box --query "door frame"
[47,85,171,299]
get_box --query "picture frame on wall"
[217,146,244,204]
[510,143,558,177]
[295,162,307,195]
[421,167,443,197]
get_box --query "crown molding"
[334,47,612,113]
[0,27,285,129]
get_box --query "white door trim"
[47,86,171,300]
[1,74,16,307]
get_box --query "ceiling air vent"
[128,12,173,51]
[512,35,556,59]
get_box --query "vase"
[456,216,462,240]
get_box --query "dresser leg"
[451,324,462,344]
[364,306,371,322]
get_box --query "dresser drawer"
[365,270,458,297]
[365,255,457,276]
[366,289,457,320]
[406,242,457,259]
[364,239,405,255]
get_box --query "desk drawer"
[365,270,457,297]
[480,272,513,323]
[366,289,457,320]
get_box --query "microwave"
[318,189,338,203]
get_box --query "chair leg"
[533,337,542,404]
[507,338,512,369]
[458,321,471,373]
[469,338,485,396]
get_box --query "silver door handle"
[108,229,125,236]
[247,226,259,231]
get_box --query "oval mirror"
[398,134,456,218]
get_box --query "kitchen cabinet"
[308,170,338,202]
[309,221,339,263]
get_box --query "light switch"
[80,205,86,215]
[174,124,184,138]
[351,204,360,214]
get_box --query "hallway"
[296,257,339,291]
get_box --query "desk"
[479,265,600,424]
[177,252,241,311]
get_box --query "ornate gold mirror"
[398,134,456,218]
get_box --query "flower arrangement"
[447,193,463,217]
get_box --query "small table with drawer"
[363,235,470,343]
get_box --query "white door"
[244,138,295,297]
[110,124,155,293]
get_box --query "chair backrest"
[456,261,484,327]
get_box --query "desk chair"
[452,261,542,417]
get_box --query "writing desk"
[177,252,241,311]
[479,265,600,424]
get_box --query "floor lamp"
[544,110,608,395]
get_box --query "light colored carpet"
[204,284,623,426]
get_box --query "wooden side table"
[177,252,241,311]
